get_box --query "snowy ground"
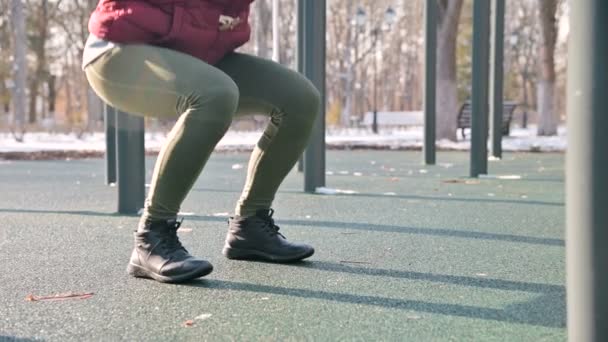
[0,125,566,155]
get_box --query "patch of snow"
[211,212,230,217]
[194,313,212,321]
[0,124,567,154]
[479,174,522,180]
[315,187,359,195]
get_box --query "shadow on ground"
[191,187,564,207]
[0,209,564,247]
[184,276,565,328]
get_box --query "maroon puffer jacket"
[88,0,254,65]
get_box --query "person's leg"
[215,53,320,262]
[85,44,239,281]
[216,53,321,217]
[86,44,238,224]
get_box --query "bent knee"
[286,77,321,127]
[181,80,240,127]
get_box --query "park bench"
[457,100,517,139]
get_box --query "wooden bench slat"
[457,100,517,138]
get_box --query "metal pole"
[116,111,145,214]
[104,104,117,185]
[469,0,491,177]
[302,0,326,192]
[423,0,437,165]
[489,0,505,159]
[272,0,280,63]
[566,1,608,340]
[296,0,305,173]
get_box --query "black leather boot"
[127,218,213,283]
[222,209,314,262]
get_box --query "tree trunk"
[436,0,464,141]
[537,79,556,134]
[28,79,40,124]
[255,0,271,58]
[537,0,558,136]
[10,0,27,141]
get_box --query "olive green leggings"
[85,44,320,222]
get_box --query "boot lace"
[260,209,286,238]
[162,218,188,253]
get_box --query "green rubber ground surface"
[0,151,565,341]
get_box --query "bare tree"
[10,0,27,141]
[436,0,464,141]
[537,0,559,136]
[25,0,64,124]
[0,0,12,121]
[504,0,540,128]
[253,0,272,59]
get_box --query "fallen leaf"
[183,320,195,327]
[441,179,466,184]
[443,179,481,185]
[25,292,94,302]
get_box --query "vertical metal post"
[301,0,326,192]
[489,0,505,159]
[469,0,491,177]
[272,0,280,63]
[116,111,145,214]
[296,0,305,173]
[566,1,608,340]
[104,104,117,185]
[423,0,437,165]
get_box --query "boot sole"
[222,246,314,263]
[126,263,213,283]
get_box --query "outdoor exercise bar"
[423,0,437,165]
[566,1,608,340]
[469,0,491,177]
[489,0,505,159]
[300,0,326,192]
